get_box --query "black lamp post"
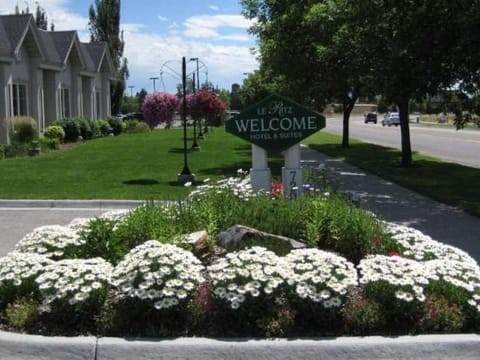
[177,56,194,185]
[191,72,200,151]
[190,57,205,139]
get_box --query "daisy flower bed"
[0,175,478,337]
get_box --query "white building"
[0,14,117,144]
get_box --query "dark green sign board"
[225,94,325,152]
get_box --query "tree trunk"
[397,98,413,166]
[342,97,356,148]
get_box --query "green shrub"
[312,195,397,264]
[78,218,128,264]
[11,116,37,144]
[2,143,29,158]
[43,125,65,143]
[107,117,124,136]
[86,118,101,138]
[343,291,386,335]
[123,119,150,133]
[5,298,39,330]
[38,137,60,151]
[0,146,4,160]
[416,295,465,333]
[97,119,112,136]
[77,117,93,140]
[54,118,81,142]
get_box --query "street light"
[190,72,200,151]
[149,77,159,92]
[177,56,194,185]
[189,57,205,139]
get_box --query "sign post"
[226,94,325,196]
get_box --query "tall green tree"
[88,0,128,115]
[35,5,48,30]
[240,0,374,147]
[350,1,480,166]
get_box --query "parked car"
[123,112,144,120]
[382,112,400,127]
[364,112,377,124]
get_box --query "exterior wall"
[82,76,94,119]
[0,64,11,144]
[29,58,44,135]
[43,70,60,126]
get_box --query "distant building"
[0,14,117,144]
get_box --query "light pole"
[128,85,135,97]
[190,57,205,139]
[190,72,200,151]
[177,56,194,185]
[149,77,159,92]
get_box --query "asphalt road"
[325,116,480,168]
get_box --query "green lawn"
[1,128,479,218]
[0,129,264,200]
[304,132,480,217]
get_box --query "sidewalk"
[301,145,480,264]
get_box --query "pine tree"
[88,0,129,114]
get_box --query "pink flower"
[141,92,180,129]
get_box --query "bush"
[86,118,101,139]
[77,117,93,140]
[107,117,124,136]
[54,118,81,142]
[38,137,59,151]
[97,119,112,136]
[416,294,465,333]
[11,116,37,144]
[312,195,398,264]
[123,119,150,133]
[43,125,65,143]
[5,298,39,330]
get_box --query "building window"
[61,88,70,118]
[12,83,28,116]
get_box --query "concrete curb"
[1,331,479,360]
[0,330,96,360]
[0,200,143,210]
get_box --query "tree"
[88,0,128,115]
[240,0,373,147]
[13,3,54,30]
[349,1,480,166]
[35,5,48,30]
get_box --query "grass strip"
[304,132,480,217]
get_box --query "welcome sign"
[226,94,325,152]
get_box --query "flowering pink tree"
[141,92,180,129]
[186,88,227,122]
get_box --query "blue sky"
[1,0,258,94]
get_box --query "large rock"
[217,225,307,251]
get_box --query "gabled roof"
[36,29,61,65]
[0,14,44,61]
[0,13,116,78]
[82,42,116,75]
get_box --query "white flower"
[111,241,204,310]
[207,247,286,309]
[15,225,84,259]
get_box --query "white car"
[382,112,400,127]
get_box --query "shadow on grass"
[309,142,480,217]
[123,179,160,185]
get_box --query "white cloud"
[183,14,252,41]
[158,15,168,22]
[122,27,257,92]
[209,5,219,11]
[0,1,259,92]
